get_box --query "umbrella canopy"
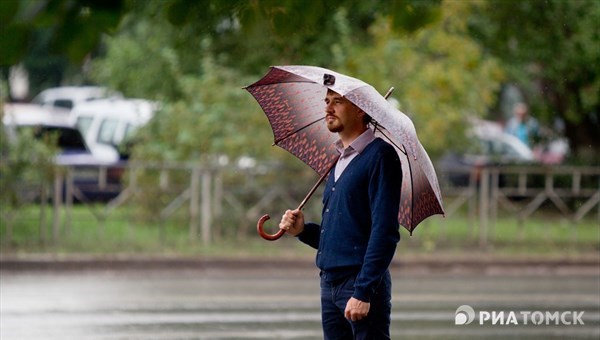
[245,65,444,235]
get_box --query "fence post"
[490,168,500,242]
[213,172,223,239]
[201,170,212,246]
[52,169,63,244]
[39,182,48,244]
[189,165,201,242]
[468,171,477,236]
[479,167,490,250]
[65,167,74,236]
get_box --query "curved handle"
[257,214,286,241]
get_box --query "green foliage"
[3,0,598,159]
[467,0,600,158]
[1,0,130,98]
[130,55,272,162]
[91,0,498,163]
[0,110,59,208]
[158,0,443,74]
[5,0,449,165]
[335,1,504,157]
[387,0,442,34]
[1,0,128,65]
[90,18,184,101]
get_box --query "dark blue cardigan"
[298,138,402,302]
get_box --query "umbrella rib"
[374,126,408,156]
[273,117,325,146]
[243,80,316,90]
[406,148,415,234]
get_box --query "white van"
[33,86,123,111]
[70,98,158,162]
[2,103,118,164]
[2,103,71,126]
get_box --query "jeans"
[320,270,392,340]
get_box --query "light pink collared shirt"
[334,128,376,181]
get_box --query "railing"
[2,162,599,248]
[440,165,600,248]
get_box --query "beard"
[326,116,343,133]
[327,123,343,133]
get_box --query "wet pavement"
[1,262,599,339]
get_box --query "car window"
[123,123,137,141]
[76,116,94,136]
[97,118,119,145]
[52,128,87,151]
[53,99,73,109]
[21,126,88,151]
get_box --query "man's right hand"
[279,209,304,236]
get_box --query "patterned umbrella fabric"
[245,65,444,235]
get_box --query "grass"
[0,204,598,258]
[403,212,599,255]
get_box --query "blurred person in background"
[505,103,540,148]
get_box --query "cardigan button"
[332,187,335,191]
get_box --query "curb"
[1,255,598,275]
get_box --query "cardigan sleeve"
[353,146,402,302]
[297,222,321,249]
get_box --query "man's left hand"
[344,297,370,322]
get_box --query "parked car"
[438,120,536,187]
[32,86,122,111]
[3,103,118,164]
[532,126,570,165]
[70,98,157,161]
[2,102,71,126]
[3,112,125,202]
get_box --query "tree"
[88,0,445,162]
[330,1,504,157]
[161,0,442,74]
[88,0,511,164]
[1,0,129,99]
[467,0,600,162]
[89,3,185,102]
[1,0,127,65]
[1,0,442,96]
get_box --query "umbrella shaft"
[297,156,340,210]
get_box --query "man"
[505,103,540,147]
[279,89,402,339]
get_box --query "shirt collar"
[334,128,376,154]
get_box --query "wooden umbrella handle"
[256,156,340,241]
[256,214,286,241]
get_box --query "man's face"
[515,104,528,119]
[324,91,363,133]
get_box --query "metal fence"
[2,162,599,248]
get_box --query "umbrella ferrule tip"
[323,74,336,86]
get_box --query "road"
[1,262,599,339]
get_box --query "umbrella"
[244,65,444,240]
